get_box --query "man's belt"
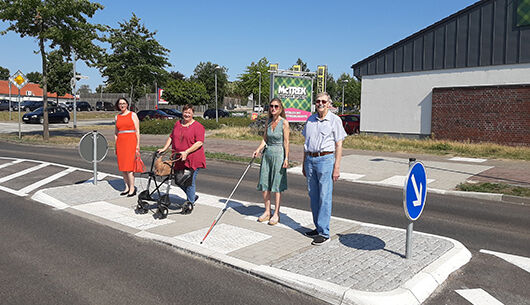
[306,151,333,157]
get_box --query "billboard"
[272,74,313,122]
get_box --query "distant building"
[0,80,74,102]
[352,0,530,146]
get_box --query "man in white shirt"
[302,92,347,245]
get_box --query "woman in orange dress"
[114,98,140,197]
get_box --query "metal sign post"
[403,158,427,259]
[10,70,28,140]
[8,80,12,120]
[79,131,108,185]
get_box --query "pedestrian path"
[29,175,471,305]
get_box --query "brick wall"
[431,85,530,146]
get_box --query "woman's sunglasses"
[269,104,280,109]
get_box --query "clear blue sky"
[0,0,477,91]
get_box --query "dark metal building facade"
[352,0,530,78]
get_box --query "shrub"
[140,117,253,134]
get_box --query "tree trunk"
[40,36,49,141]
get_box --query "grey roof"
[351,0,530,79]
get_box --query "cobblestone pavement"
[272,226,453,292]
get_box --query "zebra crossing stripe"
[455,288,504,305]
[18,167,77,195]
[480,249,530,273]
[0,163,49,184]
[0,159,24,169]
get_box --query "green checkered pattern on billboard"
[273,76,312,111]
[517,0,530,27]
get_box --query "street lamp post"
[257,71,261,112]
[214,65,221,122]
[341,79,349,115]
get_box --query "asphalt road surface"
[0,141,528,305]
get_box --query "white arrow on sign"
[411,174,423,207]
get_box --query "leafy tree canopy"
[294,58,310,72]
[26,71,42,84]
[0,0,106,140]
[46,50,72,98]
[162,78,209,106]
[0,65,9,80]
[101,13,170,103]
[191,61,228,106]
[169,70,185,81]
[336,73,361,111]
[236,57,270,105]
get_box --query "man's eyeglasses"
[315,99,328,104]
[269,104,280,109]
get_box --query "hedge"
[140,117,253,134]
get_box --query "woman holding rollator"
[253,98,290,225]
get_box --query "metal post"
[93,130,98,185]
[405,157,416,259]
[258,71,261,112]
[341,84,345,115]
[215,71,218,122]
[8,80,12,120]
[406,222,413,259]
[72,54,77,129]
[18,88,21,140]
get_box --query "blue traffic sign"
[403,162,427,221]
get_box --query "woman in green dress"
[252,98,290,225]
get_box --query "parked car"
[137,110,177,121]
[203,108,230,119]
[158,108,182,118]
[339,114,360,134]
[13,100,43,112]
[96,101,115,111]
[0,99,13,111]
[64,101,93,111]
[22,106,70,124]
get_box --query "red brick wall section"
[431,85,530,146]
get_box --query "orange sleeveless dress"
[115,112,137,172]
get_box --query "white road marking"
[175,223,271,254]
[480,249,530,273]
[287,166,365,181]
[18,167,77,195]
[0,159,24,169]
[0,184,26,196]
[378,175,435,187]
[72,201,174,230]
[0,163,49,184]
[455,288,504,305]
[449,157,487,163]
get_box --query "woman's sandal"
[257,214,270,222]
[268,215,280,226]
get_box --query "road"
[0,141,528,304]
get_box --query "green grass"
[457,182,530,197]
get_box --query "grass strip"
[456,182,530,197]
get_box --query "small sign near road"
[9,70,28,90]
[403,161,427,221]
[79,131,108,185]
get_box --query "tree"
[0,66,9,80]
[0,0,106,140]
[101,13,170,105]
[162,79,209,106]
[336,73,361,112]
[46,50,72,102]
[169,71,185,81]
[236,57,270,106]
[26,71,42,84]
[294,58,310,72]
[191,62,228,106]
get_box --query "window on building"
[516,0,530,27]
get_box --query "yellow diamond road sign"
[9,70,28,90]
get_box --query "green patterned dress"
[257,118,287,192]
